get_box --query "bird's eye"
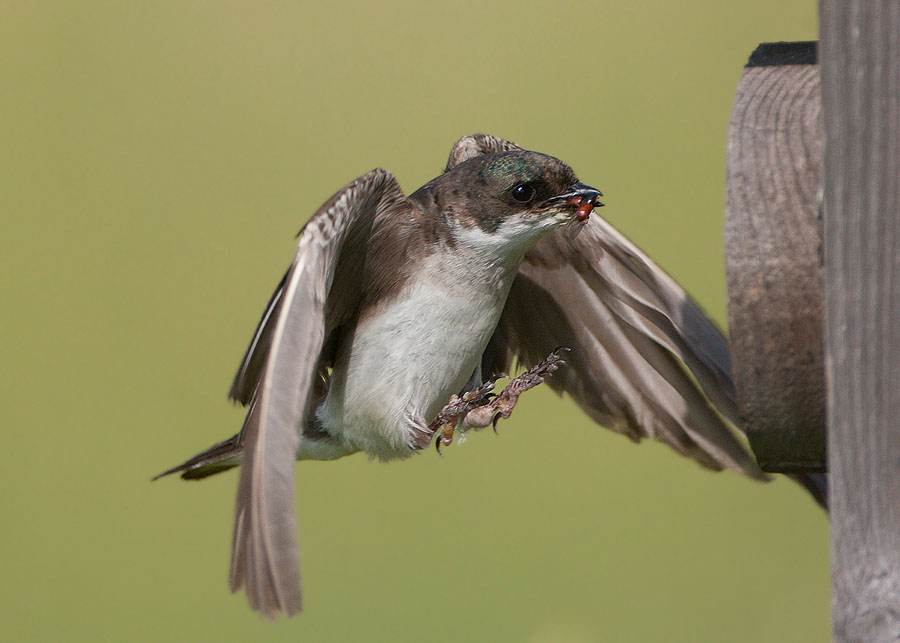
[510,183,536,204]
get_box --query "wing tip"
[445,133,523,171]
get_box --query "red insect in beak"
[566,195,597,222]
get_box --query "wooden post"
[820,2,900,640]
[724,42,826,472]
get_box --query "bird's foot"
[428,376,504,454]
[430,347,570,453]
[463,347,570,431]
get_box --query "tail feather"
[152,434,244,481]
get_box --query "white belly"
[316,256,516,460]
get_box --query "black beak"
[544,182,604,207]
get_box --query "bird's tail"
[152,433,244,481]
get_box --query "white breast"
[316,249,519,460]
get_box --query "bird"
[155,133,826,620]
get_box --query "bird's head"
[411,150,602,257]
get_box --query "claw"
[426,354,567,452]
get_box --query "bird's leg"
[430,347,570,452]
[428,376,505,454]
[462,347,569,432]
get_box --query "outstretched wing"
[445,134,765,479]
[229,169,408,619]
[490,219,766,478]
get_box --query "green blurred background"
[3,2,827,641]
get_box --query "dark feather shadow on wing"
[229,271,288,405]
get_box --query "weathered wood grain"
[725,42,825,472]
[820,2,900,640]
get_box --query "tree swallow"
[156,134,812,620]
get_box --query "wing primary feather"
[445,133,523,170]
[493,214,766,478]
[228,169,407,618]
[228,270,288,405]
